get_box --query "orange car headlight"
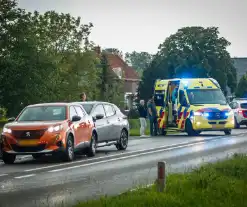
[47,125,63,133]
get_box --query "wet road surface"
[1,129,247,207]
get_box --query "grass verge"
[74,153,247,207]
[129,119,150,136]
[129,119,178,136]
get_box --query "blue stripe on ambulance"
[183,106,189,118]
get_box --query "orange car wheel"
[86,132,97,157]
[63,135,75,162]
[2,152,16,164]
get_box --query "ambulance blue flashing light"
[182,80,189,88]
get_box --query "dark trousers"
[149,116,158,136]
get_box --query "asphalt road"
[1,128,247,207]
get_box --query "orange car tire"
[2,151,16,164]
[63,135,75,162]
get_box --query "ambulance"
[154,78,234,136]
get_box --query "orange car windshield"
[17,106,67,121]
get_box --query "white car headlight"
[48,125,63,133]
[3,127,12,134]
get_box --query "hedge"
[0,119,7,128]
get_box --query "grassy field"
[129,119,150,136]
[74,154,247,207]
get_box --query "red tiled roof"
[105,53,140,80]
[93,46,140,80]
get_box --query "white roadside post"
[157,161,166,192]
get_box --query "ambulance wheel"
[159,128,167,136]
[224,129,231,135]
[185,119,200,136]
[234,117,240,129]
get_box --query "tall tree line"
[137,26,238,101]
[0,0,123,116]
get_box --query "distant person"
[80,92,87,102]
[172,85,179,125]
[147,95,158,136]
[138,100,148,137]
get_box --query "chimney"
[94,46,101,55]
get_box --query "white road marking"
[24,135,226,173]
[49,137,231,173]
[14,174,36,179]
[0,174,8,177]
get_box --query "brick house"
[94,46,141,109]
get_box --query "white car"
[229,98,247,128]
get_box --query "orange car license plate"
[19,139,39,146]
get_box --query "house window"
[112,67,122,79]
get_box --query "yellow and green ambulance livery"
[154,78,234,136]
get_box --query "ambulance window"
[154,91,165,106]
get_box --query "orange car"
[0,103,97,164]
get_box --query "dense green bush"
[0,120,7,128]
[127,108,140,119]
[0,107,7,128]
[0,107,7,120]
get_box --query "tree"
[138,54,169,101]
[236,74,247,98]
[125,51,153,76]
[0,0,56,115]
[98,53,124,106]
[139,26,237,100]
[0,0,98,115]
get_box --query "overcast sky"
[17,0,247,57]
